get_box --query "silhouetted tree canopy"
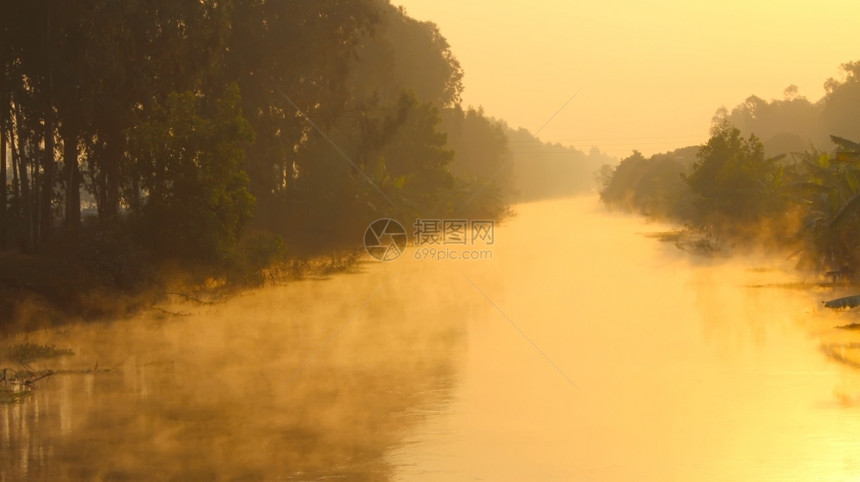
[601,61,860,272]
[686,122,785,223]
[2,0,599,279]
[600,146,697,218]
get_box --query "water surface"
[3,197,860,480]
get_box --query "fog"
[4,197,860,480]
[396,1,859,157]
[3,1,860,479]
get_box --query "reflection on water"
[3,197,860,480]
[1,271,468,480]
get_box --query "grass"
[1,342,74,365]
[0,343,74,404]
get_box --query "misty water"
[4,197,860,481]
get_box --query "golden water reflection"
[3,197,860,480]
[1,271,468,480]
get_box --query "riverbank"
[0,249,362,337]
[637,224,860,289]
[599,129,860,278]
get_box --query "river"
[3,197,860,481]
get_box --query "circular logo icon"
[364,218,408,262]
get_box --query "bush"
[226,231,288,285]
[78,221,152,291]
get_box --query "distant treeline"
[506,126,613,202]
[0,1,600,288]
[600,61,860,272]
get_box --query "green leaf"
[846,169,859,194]
[830,135,860,152]
[829,193,860,229]
[773,165,784,187]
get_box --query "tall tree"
[225,0,378,203]
[687,121,784,223]
[822,62,860,141]
[0,91,6,251]
[128,86,255,261]
[0,6,7,250]
[40,8,55,242]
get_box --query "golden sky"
[395,0,859,158]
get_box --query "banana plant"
[790,137,860,270]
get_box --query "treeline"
[597,146,698,218]
[0,1,523,287]
[506,126,614,202]
[441,110,613,204]
[714,63,860,157]
[600,61,860,272]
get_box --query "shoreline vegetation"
[0,248,364,336]
[0,2,608,336]
[599,61,860,289]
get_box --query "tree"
[350,3,463,110]
[128,86,255,262]
[714,91,824,157]
[822,62,860,141]
[790,137,860,270]
[442,107,508,181]
[224,0,378,206]
[687,121,784,223]
[0,0,515,266]
[374,92,454,213]
[0,93,5,250]
[600,147,698,218]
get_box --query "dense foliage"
[0,1,605,277]
[600,62,860,272]
[599,146,697,219]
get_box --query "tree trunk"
[101,125,122,220]
[15,145,35,251]
[62,124,80,233]
[31,141,40,247]
[39,10,55,243]
[15,106,33,252]
[128,175,140,212]
[41,109,54,242]
[10,124,19,213]
[0,90,7,251]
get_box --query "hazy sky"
[395,1,858,158]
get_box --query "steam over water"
[4,197,860,480]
